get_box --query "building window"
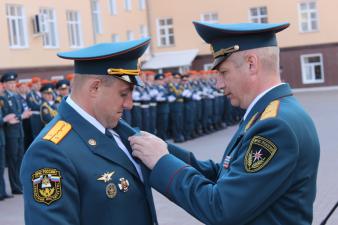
[203,63,213,71]
[66,11,83,48]
[6,4,28,48]
[139,0,146,10]
[157,18,175,47]
[39,8,59,48]
[124,0,132,11]
[127,30,134,40]
[299,1,318,32]
[201,12,218,23]
[91,0,102,34]
[249,6,268,23]
[140,25,148,38]
[301,54,324,84]
[111,34,119,42]
[109,0,117,15]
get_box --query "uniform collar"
[66,96,105,134]
[243,83,284,121]
[243,83,292,126]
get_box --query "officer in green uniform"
[130,22,320,225]
[54,79,70,108]
[40,84,58,125]
[20,38,157,225]
[26,77,44,138]
[1,72,31,194]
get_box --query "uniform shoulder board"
[260,100,280,121]
[43,120,72,144]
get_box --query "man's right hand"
[3,113,19,124]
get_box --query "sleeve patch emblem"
[32,168,62,205]
[244,136,277,173]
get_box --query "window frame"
[126,30,134,41]
[124,0,132,11]
[300,53,324,84]
[109,0,117,15]
[39,7,59,48]
[111,33,120,43]
[66,10,84,48]
[6,4,29,49]
[200,12,219,23]
[248,6,268,23]
[91,0,103,34]
[139,0,146,10]
[298,1,319,33]
[156,18,175,47]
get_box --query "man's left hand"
[129,131,169,169]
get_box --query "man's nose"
[216,76,225,90]
[123,93,133,110]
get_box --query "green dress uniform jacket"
[20,99,157,225]
[150,83,320,225]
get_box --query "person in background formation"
[153,73,170,140]
[54,79,70,108]
[40,84,58,125]
[1,71,32,195]
[20,38,158,225]
[26,77,44,138]
[0,82,15,200]
[129,21,320,225]
[17,82,33,150]
[168,72,185,143]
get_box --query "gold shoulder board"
[260,100,280,121]
[43,120,72,144]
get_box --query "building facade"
[0,0,337,88]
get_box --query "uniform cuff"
[150,154,189,197]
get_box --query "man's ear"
[246,53,259,75]
[88,79,101,97]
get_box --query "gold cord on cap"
[107,68,140,76]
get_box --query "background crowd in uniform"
[0,69,244,201]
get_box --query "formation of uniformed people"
[125,70,244,143]
[0,73,72,200]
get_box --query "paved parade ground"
[1,88,337,225]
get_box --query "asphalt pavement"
[1,88,337,225]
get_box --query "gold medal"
[106,183,117,198]
[118,178,129,192]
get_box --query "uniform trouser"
[141,106,150,132]
[156,103,169,140]
[5,137,24,193]
[131,106,142,128]
[0,145,6,196]
[202,99,212,131]
[30,115,43,138]
[170,102,184,141]
[149,105,157,134]
[224,97,234,125]
[183,101,195,139]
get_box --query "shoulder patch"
[32,168,62,205]
[244,113,258,132]
[43,120,72,144]
[244,136,277,173]
[260,100,280,120]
